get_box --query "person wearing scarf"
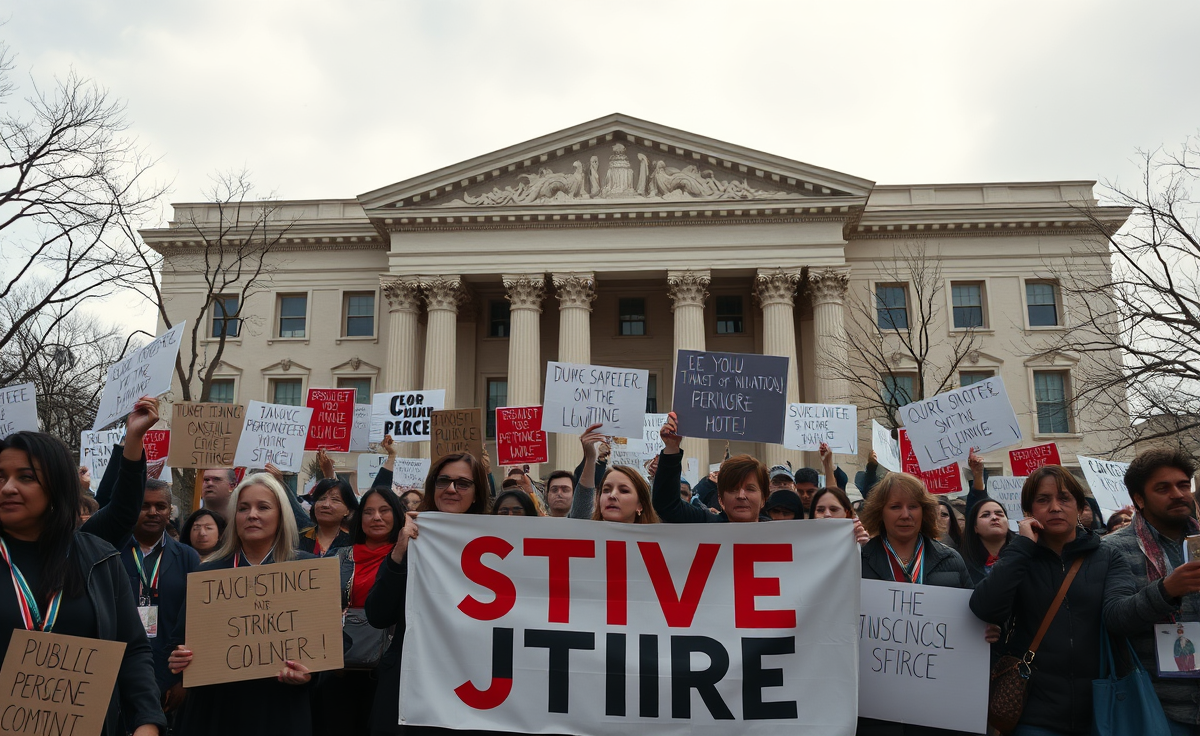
[858,472,991,736]
[1102,448,1200,732]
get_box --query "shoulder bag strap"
[1028,556,1083,655]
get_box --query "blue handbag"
[1092,633,1171,736]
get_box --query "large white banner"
[541,362,648,438]
[92,322,185,430]
[898,376,1022,472]
[858,580,989,734]
[871,420,901,473]
[1077,455,1133,511]
[401,515,861,736]
[782,403,857,454]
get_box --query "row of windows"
[206,377,373,406]
[488,295,747,338]
[211,292,377,340]
[876,281,1061,330]
[882,370,1072,434]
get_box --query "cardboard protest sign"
[1009,442,1061,476]
[1077,455,1133,510]
[232,401,314,473]
[370,390,445,443]
[0,630,125,736]
[430,409,484,461]
[92,322,185,431]
[899,429,963,494]
[79,428,126,492]
[355,455,431,491]
[898,376,1021,472]
[987,476,1027,531]
[858,579,988,734]
[496,406,548,465]
[350,403,372,452]
[541,361,648,437]
[782,403,858,454]
[142,429,171,482]
[303,388,355,452]
[672,350,789,444]
[0,382,38,439]
[872,420,902,473]
[400,515,860,736]
[167,403,245,469]
[183,557,343,687]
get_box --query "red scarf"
[350,543,393,608]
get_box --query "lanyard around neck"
[132,540,163,594]
[0,537,62,632]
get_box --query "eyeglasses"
[434,476,475,492]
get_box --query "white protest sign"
[393,458,431,488]
[872,420,902,473]
[79,427,126,491]
[540,361,648,437]
[782,403,857,454]
[92,322,185,430]
[899,376,1022,472]
[858,579,989,734]
[684,457,700,487]
[350,403,372,452]
[1077,455,1133,510]
[370,390,445,443]
[0,383,38,439]
[357,454,387,491]
[233,401,313,472]
[987,476,1027,531]
[401,515,861,736]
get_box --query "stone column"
[502,274,546,475]
[380,277,422,392]
[668,269,710,476]
[552,273,596,473]
[421,277,467,408]
[756,268,803,468]
[809,267,851,405]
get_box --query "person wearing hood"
[764,490,804,521]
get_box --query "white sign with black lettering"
[899,376,1022,471]
[872,420,902,473]
[350,403,372,452]
[232,401,314,472]
[1077,455,1133,510]
[986,476,1027,532]
[0,383,38,439]
[783,403,857,454]
[93,322,185,430]
[540,361,648,437]
[79,428,126,492]
[370,391,445,443]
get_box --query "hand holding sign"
[660,411,683,454]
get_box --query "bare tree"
[831,241,981,428]
[0,40,164,385]
[1051,139,1200,452]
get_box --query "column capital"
[380,276,422,313]
[421,276,469,313]
[754,268,803,308]
[552,272,597,311]
[807,267,851,307]
[502,273,547,313]
[667,269,711,311]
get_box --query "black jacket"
[365,553,408,735]
[969,530,1143,735]
[88,446,148,548]
[72,532,169,736]
[652,451,730,523]
[860,535,973,589]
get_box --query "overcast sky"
[5,0,1199,330]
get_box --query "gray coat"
[860,535,974,589]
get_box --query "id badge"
[138,605,159,638]
[1155,623,1200,677]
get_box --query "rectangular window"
[619,297,646,336]
[875,285,909,330]
[344,292,374,337]
[881,374,916,409]
[489,300,511,338]
[1027,282,1060,327]
[208,379,235,404]
[959,371,994,387]
[646,374,658,413]
[337,377,372,404]
[715,295,744,334]
[210,295,240,338]
[271,378,304,407]
[278,295,307,338]
[1034,371,1070,434]
[486,378,508,439]
[951,282,985,328]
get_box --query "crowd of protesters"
[5,401,1200,736]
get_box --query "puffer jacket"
[861,535,973,589]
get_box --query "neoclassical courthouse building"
[143,114,1130,489]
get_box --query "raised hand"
[660,412,683,454]
[317,449,335,479]
[580,423,605,462]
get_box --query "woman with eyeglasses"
[364,452,490,735]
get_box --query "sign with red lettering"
[1008,443,1061,476]
[495,406,548,465]
[899,429,963,495]
[304,388,356,453]
[400,515,860,735]
[143,429,172,481]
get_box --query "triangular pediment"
[358,114,874,213]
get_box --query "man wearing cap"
[769,465,796,494]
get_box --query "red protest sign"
[496,406,548,465]
[1008,443,1061,476]
[143,430,170,462]
[304,388,356,452]
[899,429,963,494]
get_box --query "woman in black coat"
[959,498,1015,585]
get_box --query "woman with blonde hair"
[167,473,317,735]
